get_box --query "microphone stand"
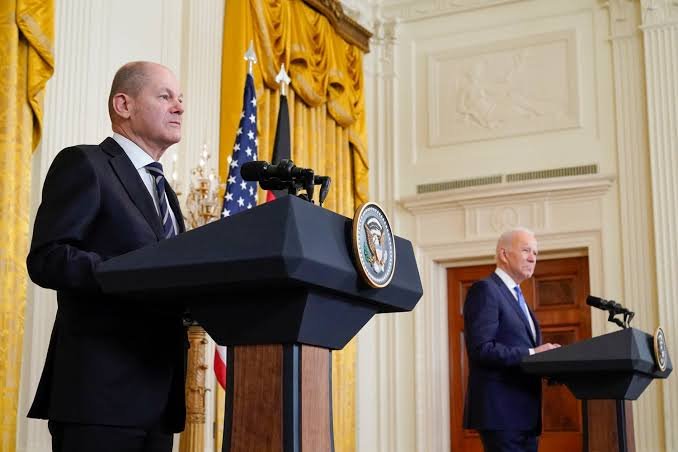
[255,160,331,206]
[583,296,636,452]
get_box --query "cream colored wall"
[16,1,677,451]
[360,0,674,451]
[17,1,225,450]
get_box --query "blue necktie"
[146,162,176,239]
[513,286,535,340]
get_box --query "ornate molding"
[602,0,641,38]
[640,0,678,27]
[379,0,526,22]
[370,17,399,77]
[401,174,615,214]
[303,0,373,52]
[179,326,209,452]
[427,30,581,145]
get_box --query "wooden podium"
[96,195,423,451]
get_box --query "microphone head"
[586,295,605,307]
[587,295,615,311]
[241,161,269,181]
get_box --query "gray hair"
[495,226,535,262]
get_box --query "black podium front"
[522,327,672,452]
[97,195,423,451]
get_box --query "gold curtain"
[0,0,54,449]
[217,1,368,450]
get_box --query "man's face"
[499,231,538,284]
[128,65,183,152]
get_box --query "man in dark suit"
[27,61,186,452]
[463,227,560,452]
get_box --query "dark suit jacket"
[26,137,187,433]
[463,272,542,433]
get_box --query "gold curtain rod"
[302,0,372,52]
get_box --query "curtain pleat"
[0,0,54,449]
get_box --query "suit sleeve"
[464,280,530,368]
[27,147,103,290]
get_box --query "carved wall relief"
[428,30,581,145]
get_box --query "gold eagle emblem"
[364,218,387,274]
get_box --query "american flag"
[222,73,258,217]
[214,73,258,389]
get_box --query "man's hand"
[534,343,561,354]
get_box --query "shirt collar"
[494,267,519,297]
[111,133,156,170]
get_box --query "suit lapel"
[101,137,164,240]
[490,273,537,346]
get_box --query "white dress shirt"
[111,133,179,233]
[494,267,537,353]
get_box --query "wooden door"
[447,257,592,452]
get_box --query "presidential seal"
[352,202,396,288]
[654,326,668,372]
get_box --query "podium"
[96,195,423,451]
[522,327,672,452]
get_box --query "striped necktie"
[513,285,536,341]
[145,162,176,239]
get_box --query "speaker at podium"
[97,194,423,452]
[522,296,672,452]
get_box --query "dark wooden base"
[583,400,635,452]
[223,344,333,452]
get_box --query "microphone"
[586,295,613,311]
[241,160,313,182]
[241,159,332,204]
[586,295,635,328]
[314,176,331,206]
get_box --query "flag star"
[253,153,257,160]
[236,127,242,136]
[233,143,240,152]
[245,147,252,156]
[249,114,255,123]
[240,111,245,118]
[247,131,254,140]
[247,203,252,209]
[237,197,245,207]
[225,192,233,201]
[255,138,259,146]
[249,186,254,196]
[230,159,238,168]
[240,180,247,190]
[222,208,230,217]
[228,176,236,184]
[250,97,257,106]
